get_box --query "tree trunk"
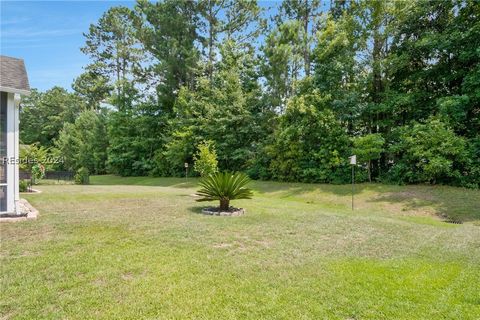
[207,3,214,80]
[208,26,213,79]
[368,160,372,182]
[303,0,310,76]
[219,198,230,211]
[370,2,386,181]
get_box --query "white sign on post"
[349,155,357,165]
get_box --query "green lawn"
[1,176,479,319]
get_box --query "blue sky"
[1,1,135,91]
[0,1,298,92]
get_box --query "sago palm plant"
[196,172,253,211]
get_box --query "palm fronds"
[196,172,253,209]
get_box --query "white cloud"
[1,28,82,38]
[0,17,31,25]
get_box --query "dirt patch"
[121,272,135,281]
[212,243,233,249]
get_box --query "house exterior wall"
[14,94,19,210]
[1,91,20,214]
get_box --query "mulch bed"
[201,207,245,217]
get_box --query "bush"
[19,144,52,173]
[460,136,480,188]
[193,140,218,177]
[196,172,253,211]
[387,118,466,185]
[31,163,45,184]
[268,94,351,183]
[75,167,90,185]
[19,179,31,192]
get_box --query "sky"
[1,1,135,91]
[0,1,308,92]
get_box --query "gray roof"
[0,55,30,93]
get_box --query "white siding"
[3,92,19,214]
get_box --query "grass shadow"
[253,180,479,223]
[187,205,207,215]
[90,175,199,188]
[366,185,480,223]
[251,180,392,197]
[90,175,479,224]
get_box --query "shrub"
[193,140,218,177]
[19,144,52,173]
[75,167,90,185]
[196,172,253,211]
[31,163,45,184]
[245,145,272,181]
[19,179,31,192]
[460,136,480,188]
[387,118,466,185]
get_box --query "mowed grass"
[1,176,479,319]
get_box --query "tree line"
[20,0,479,188]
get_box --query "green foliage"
[136,0,200,113]
[106,102,160,176]
[262,21,302,109]
[387,0,480,137]
[262,0,321,109]
[388,118,466,185]
[75,167,90,185]
[245,140,274,181]
[20,87,85,147]
[196,172,253,210]
[269,92,351,183]
[72,71,112,110]
[153,127,194,177]
[314,13,358,98]
[353,134,385,182]
[21,0,479,188]
[31,163,45,184]
[193,141,218,177]
[19,180,31,193]
[19,144,52,173]
[158,49,260,175]
[55,110,108,174]
[79,5,158,178]
[460,136,480,189]
[197,0,263,80]
[353,134,385,164]
[81,6,144,98]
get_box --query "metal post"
[349,155,356,211]
[352,165,354,211]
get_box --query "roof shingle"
[0,55,30,93]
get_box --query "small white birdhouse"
[349,155,357,165]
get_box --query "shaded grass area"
[1,175,479,319]
[91,175,480,223]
